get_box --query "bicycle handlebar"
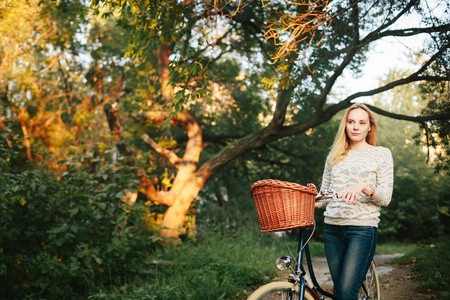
[315,189,343,202]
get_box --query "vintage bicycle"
[248,179,380,300]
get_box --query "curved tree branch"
[334,0,419,55]
[377,24,450,39]
[321,41,450,118]
[315,0,362,115]
[142,134,181,166]
[365,104,450,123]
[137,168,177,206]
[137,110,204,209]
[140,111,203,165]
[269,75,294,131]
[337,24,450,56]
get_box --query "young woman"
[319,103,394,299]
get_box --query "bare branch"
[137,168,177,206]
[139,111,204,164]
[376,24,450,39]
[142,134,181,166]
[268,61,296,131]
[365,104,450,123]
[337,24,450,55]
[334,0,419,55]
[321,42,450,116]
[315,6,361,115]
[360,0,417,42]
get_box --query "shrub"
[0,139,163,299]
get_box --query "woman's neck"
[349,141,372,150]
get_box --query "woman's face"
[346,108,371,145]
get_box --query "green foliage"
[381,171,450,242]
[378,139,450,242]
[0,137,163,299]
[394,237,450,299]
[89,226,267,299]
[40,0,89,52]
[88,220,330,300]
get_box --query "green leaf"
[68,207,79,216]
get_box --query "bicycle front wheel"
[248,281,320,300]
[358,260,380,300]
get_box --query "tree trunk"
[139,110,204,238]
[159,175,205,238]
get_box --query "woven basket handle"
[250,179,318,195]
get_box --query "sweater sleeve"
[372,148,394,207]
[317,158,332,208]
[320,156,332,191]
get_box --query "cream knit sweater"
[320,146,394,228]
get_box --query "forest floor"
[310,254,431,300]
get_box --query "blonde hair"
[328,104,378,165]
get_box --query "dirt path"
[309,254,430,300]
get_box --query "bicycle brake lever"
[331,193,339,202]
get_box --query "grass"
[375,242,416,255]
[88,223,445,300]
[88,225,281,299]
[392,237,450,299]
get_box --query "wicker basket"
[250,179,318,232]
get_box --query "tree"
[371,70,450,241]
[1,0,149,167]
[0,0,95,166]
[418,78,450,173]
[86,0,450,238]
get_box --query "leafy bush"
[0,137,163,299]
[379,172,450,243]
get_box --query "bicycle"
[248,180,380,300]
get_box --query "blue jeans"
[323,224,377,300]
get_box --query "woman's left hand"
[342,183,366,205]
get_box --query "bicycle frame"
[289,226,377,300]
[293,227,336,300]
